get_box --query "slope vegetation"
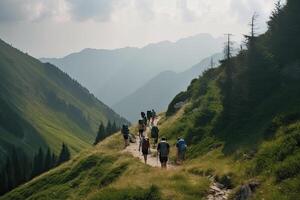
[2,1,300,200]
[0,39,127,163]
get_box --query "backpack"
[159,141,169,157]
[142,138,150,151]
[151,126,159,138]
[177,139,187,152]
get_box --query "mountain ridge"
[40,33,224,106]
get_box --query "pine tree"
[112,121,117,133]
[31,148,44,178]
[44,148,52,171]
[58,143,71,165]
[51,153,58,168]
[106,121,112,135]
[94,123,105,145]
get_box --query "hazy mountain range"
[40,33,224,107]
[113,53,223,122]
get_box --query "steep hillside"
[162,0,300,198]
[0,39,127,163]
[41,33,223,105]
[113,53,222,122]
[2,1,300,200]
[0,131,211,200]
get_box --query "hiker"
[151,109,156,124]
[141,112,147,126]
[151,126,159,148]
[141,137,150,164]
[138,119,146,151]
[176,137,187,164]
[157,137,170,168]
[146,110,152,125]
[121,124,130,148]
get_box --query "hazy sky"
[0,0,278,58]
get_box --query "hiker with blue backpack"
[176,137,187,164]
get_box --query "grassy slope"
[0,130,210,200]
[0,39,127,160]
[2,2,300,199]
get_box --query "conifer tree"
[112,121,117,133]
[106,121,112,135]
[44,148,52,171]
[58,143,71,165]
[31,148,44,178]
[51,153,58,168]
[94,123,105,145]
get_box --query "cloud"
[176,0,197,22]
[134,0,155,21]
[66,0,124,22]
[0,0,34,22]
[0,0,68,23]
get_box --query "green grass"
[0,38,127,161]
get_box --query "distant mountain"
[40,33,223,106]
[0,39,127,164]
[113,53,223,122]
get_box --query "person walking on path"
[151,126,159,148]
[157,137,170,168]
[121,125,130,148]
[151,109,156,125]
[141,137,150,164]
[176,137,187,164]
[138,120,146,151]
[141,112,147,126]
[146,110,152,126]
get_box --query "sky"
[0,0,279,58]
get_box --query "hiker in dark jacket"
[121,125,130,148]
[157,137,170,168]
[146,110,152,125]
[151,109,156,124]
[141,112,147,126]
[151,126,159,147]
[176,137,187,164]
[141,137,150,164]
[138,120,146,151]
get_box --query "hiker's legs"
[143,154,147,164]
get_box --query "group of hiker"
[121,109,187,168]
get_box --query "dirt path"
[122,117,230,199]
[123,117,175,169]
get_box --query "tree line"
[94,120,120,145]
[0,143,71,196]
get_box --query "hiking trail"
[122,117,230,199]
[123,117,175,169]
